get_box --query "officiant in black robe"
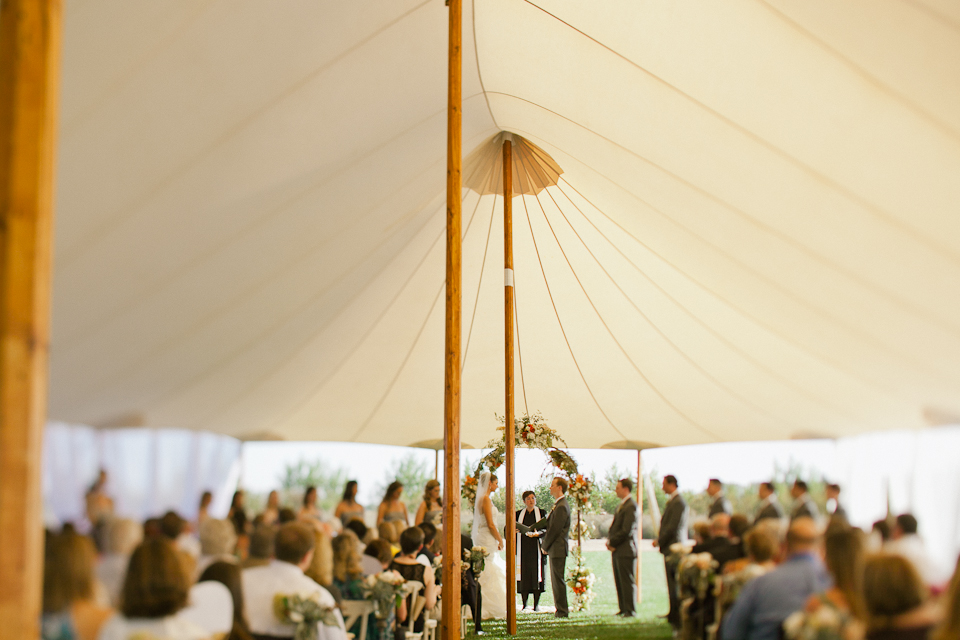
[516,490,548,611]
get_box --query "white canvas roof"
[51,0,960,449]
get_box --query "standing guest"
[377,482,409,535]
[96,519,143,607]
[516,490,548,613]
[228,490,249,536]
[261,490,281,527]
[197,518,238,578]
[885,514,944,588]
[242,522,347,640]
[754,482,784,525]
[414,480,442,527]
[98,538,209,640]
[653,474,688,631]
[334,481,365,528]
[41,532,114,640]
[783,528,866,640]
[529,477,571,618]
[707,479,733,517]
[789,480,819,523]
[197,491,213,529]
[863,554,940,640]
[198,561,255,640]
[606,478,639,618]
[361,539,393,576]
[242,524,276,570]
[931,555,960,640]
[721,518,829,640]
[825,484,847,523]
[390,527,437,639]
[85,470,114,553]
[299,486,324,522]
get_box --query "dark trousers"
[663,554,681,628]
[612,554,637,616]
[549,555,568,616]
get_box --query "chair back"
[404,580,425,634]
[341,599,374,640]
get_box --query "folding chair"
[341,599,375,640]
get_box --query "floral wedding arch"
[461,412,597,611]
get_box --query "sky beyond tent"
[50,1,960,449]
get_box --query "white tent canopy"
[51,0,960,449]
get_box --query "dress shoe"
[554,612,568,618]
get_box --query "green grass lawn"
[473,551,673,639]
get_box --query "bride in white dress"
[472,472,508,620]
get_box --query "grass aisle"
[474,551,673,639]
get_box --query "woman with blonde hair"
[304,525,335,594]
[41,531,114,640]
[414,480,442,527]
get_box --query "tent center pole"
[503,139,517,635]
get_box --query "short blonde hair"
[199,518,237,556]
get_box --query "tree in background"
[278,458,348,512]
[378,454,433,513]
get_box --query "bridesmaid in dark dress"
[515,490,548,612]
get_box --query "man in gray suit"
[606,477,639,617]
[707,478,732,517]
[531,476,571,617]
[789,480,819,523]
[754,482,784,525]
[654,474,688,630]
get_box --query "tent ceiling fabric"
[50,0,960,449]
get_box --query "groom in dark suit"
[654,474,688,631]
[606,477,639,617]
[531,476,571,617]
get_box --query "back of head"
[345,519,368,543]
[378,522,399,544]
[332,530,362,582]
[872,519,891,542]
[200,518,238,556]
[729,514,750,539]
[400,526,425,556]
[248,524,276,560]
[744,527,778,564]
[824,528,866,618]
[363,538,393,566]
[277,508,297,524]
[896,513,918,535]
[122,538,189,618]
[710,513,731,537]
[43,532,97,613]
[418,522,437,546]
[275,522,315,565]
[106,518,143,556]
[863,553,926,624]
[693,520,712,543]
[198,561,250,634]
[160,511,186,540]
[786,517,819,554]
[793,479,808,493]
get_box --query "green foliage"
[277,458,348,511]
[377,454,434,513]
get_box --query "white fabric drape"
[43,422,241,528]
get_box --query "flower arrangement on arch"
[272,591,340,640]
[565,546,597,611]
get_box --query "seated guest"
[789,480,819,523]
[197,518,238,579]
[332,530,390,640]
[719,525,779,618]
[416,523,439,568]
[693,514,741,570]
[305,526,338,603]
[460,534,482,635]
[42,532,114,640]
[199,561,255,640]
[160,511,199,580]
[278,507,297,524]
[98,538,208,640]
[243,522,347,640]
[884,514,944,588]
[97,518,142,607]
[721,518,829,640]
[753,482,784,525]
[870,519,892,551]
[389,527,437,639]
[783,527,866,640]
[346,519,371,547]
[932,555,960,640]
[863,554,941,640]
[362,539,393,576]
[692,520,713,546]
[728,514,750,557]
[242,524,276,570]
[143,517,163,539]
[378,522,400,557]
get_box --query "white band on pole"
[504,268,514,287]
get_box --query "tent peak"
[463,132,562,196]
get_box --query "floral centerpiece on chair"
[362,570,407,619]
[272,591,340,640]
[463,546,488,575]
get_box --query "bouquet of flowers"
[565,546,597,611]
[362,570,407,619]
[567,473,593,510]
[461,474,478,505]
[432,556,442,585]
[500,411,563,449]
[463,546,488,575]
[678,552,719,601]
[272,591,340,640]
[783,603,863,640]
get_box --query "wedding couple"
[471,472,571,619]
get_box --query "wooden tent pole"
[503,139,517,635]
[0,1,61,638]
[637,450,643,604]
[440,0,462,638]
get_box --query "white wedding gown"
[474,503,508,620]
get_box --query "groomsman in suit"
[706,478,732,517]
[825,483,847,523]
[754,481,784,525]
[653,474,688,631]
[789,480,819,523]
[606,478,639,617]
[531,477,571,618]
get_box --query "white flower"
[288,611,304,623]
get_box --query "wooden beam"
[0,1,61,638]
[637,451,642,603]
[503,139,517,635]
[440,0,462,638]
